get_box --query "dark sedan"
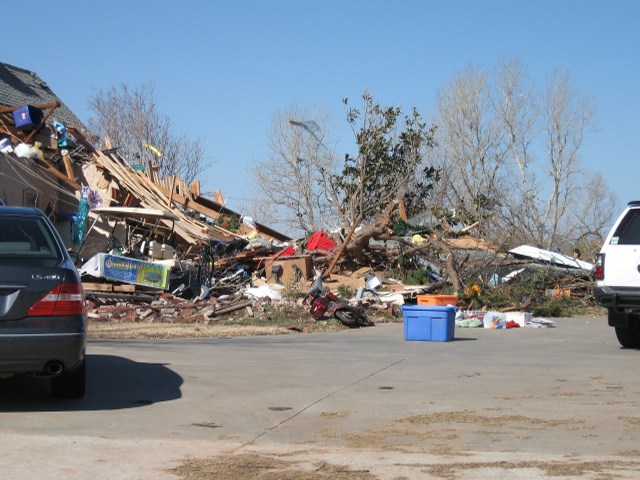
[0,206,86,398]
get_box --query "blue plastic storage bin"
[12,105,44,131]
[401,305,456,342]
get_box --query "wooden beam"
[24,101,60,144]
[66,126,96,153]
[0,102,60,114]
[32,157,81,191]
[324,221,359,279]
[158,185,224,221]
[61,154,75,182]
[191,180,200,197]
[168,175,177,207]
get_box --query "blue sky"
[4,0,638,223]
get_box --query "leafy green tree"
[334,92,438,227]
[327,92,438,268]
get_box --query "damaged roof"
[0,61,87,130]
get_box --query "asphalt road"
[1,316,640,479]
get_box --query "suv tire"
[614,314,640,349]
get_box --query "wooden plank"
[93,152,209,244]
[66,126,97,153]
[82,282,114,292]
[168,175,177,207]
[191,180,200,197]
[62,154,75,181]
[24,101,60,144]
[32,157,81,191]
[113,284,136,292]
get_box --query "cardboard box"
[78,253,170,290]
[504,311,532,327]
[267,255,312,285]
[401,305,456,342]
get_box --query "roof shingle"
[0,61,87,131]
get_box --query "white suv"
[594,201,640,348]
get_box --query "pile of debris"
[0,96,597,327]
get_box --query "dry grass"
[170,453,376,480]
[339,410,585,455]
[170,453,640,480]
[398,411,581,428]
[421,459,640,479]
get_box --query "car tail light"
[28,283,86,317]
[594,254,605,280]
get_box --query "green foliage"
[532,299,565,318]
[218,214,241,232]
[337,284,356,299]
[403,269,434,286]
[281,281,306,300]
[335,92,439,223]
[392,219,409,235]
[457,268,590,317]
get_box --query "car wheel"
[615,315,640,349]
[51,359,86,399]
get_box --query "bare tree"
[430,66,508,239]
[252,104,338,235]
[87,83,208,182]
[539,68,595,249]
[492,60,541,245]
[432,61,616,251]
[566,172,618,257]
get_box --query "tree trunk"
[432,235,462,293]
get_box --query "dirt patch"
[88,322,293,339]
[321,411,352,419]
[170,453,377,480]
[398,411,581,428]
[420,459,640,479]
[338,410,584,454]
[85,311,373,339]
[619,416,640,426]
[169,453,640,480]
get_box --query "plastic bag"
[14,143,40,159]
[483,311,506,329]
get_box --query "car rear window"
[611,209,640,245]
[0,216,62,259]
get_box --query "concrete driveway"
[1,316,639,479]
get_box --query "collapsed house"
[0,61,94,243]
[0,61,294,298]
[0,61,596,328]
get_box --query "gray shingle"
[0,61,88,132]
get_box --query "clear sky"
[4,0,638,224]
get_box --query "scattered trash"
[0,73,591,333]
[304,275,373,328]
[245,285,282,301]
